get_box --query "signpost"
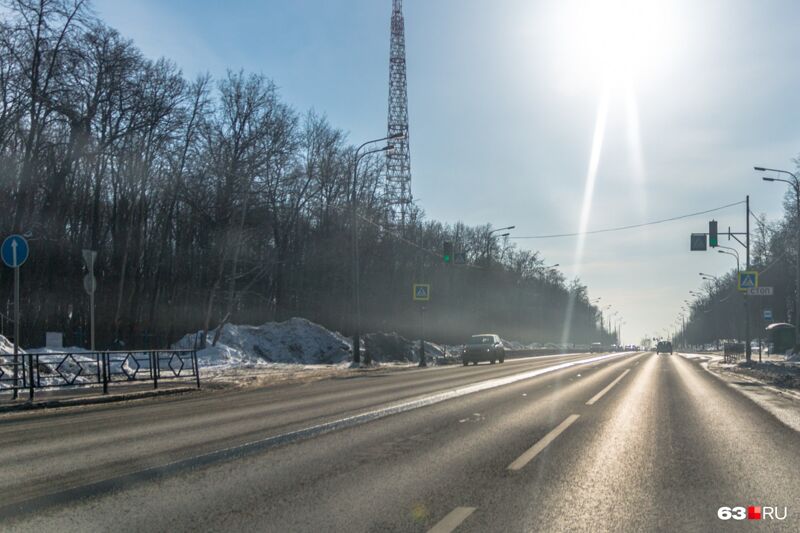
[2,235,29,400]
[738,271,758,291]
[747,286,773,296]
[763,309,773,321]
[82,250,97,353]
[412,283,430,367]
[412,284,430,302]
[690,196,753,361]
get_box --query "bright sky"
[93,0,800,344]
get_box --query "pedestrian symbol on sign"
[738,271,758,291]
[413,283,430,301]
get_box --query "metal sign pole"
[90,288,95,352]
[13,260,19,400]
[3,235,28,400]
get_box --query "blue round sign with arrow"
[1,235,29,268]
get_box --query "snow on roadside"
[173,318,353,367]
[682,352,800,433]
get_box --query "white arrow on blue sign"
[1,235,29,268]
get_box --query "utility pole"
[745,195,751,361]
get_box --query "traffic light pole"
[693,196,751,361]
[745,195,751,362]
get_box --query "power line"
[511,201,746,240]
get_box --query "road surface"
[1,351,797,531]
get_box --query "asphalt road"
[1,351,798,532]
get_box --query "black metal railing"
[0,349,200,401]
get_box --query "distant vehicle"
[463,334,505,365]
[590,342,603,353]
[656,341,673,355]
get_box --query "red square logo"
[748,506,761,520]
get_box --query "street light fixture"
[486,226,515,265]
[717,249,740,272]
[757,165,800,328]
[351,133,406,365]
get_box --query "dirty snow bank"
[173,320,459,369]
[173,318,352,367]
[362,332,453,363]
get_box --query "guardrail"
[0,349,200,400]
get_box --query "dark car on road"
[656,341,673,355]
[463,334,505,365]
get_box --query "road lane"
[1,352,644,530]
[0,351,638,513]
[479,353,800,532]
[8,351,794,532]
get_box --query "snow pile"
[174,318,352,367]
[785,349,800,362]
[501,339,528,351]
[362,332,455,363]
[0,334,18,355]
[1,336,98,388]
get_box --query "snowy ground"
[682,352,800,433]
[2,317,554,393]
[170,318,462,388]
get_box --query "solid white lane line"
[507,414,580,471]
[428,507,477,533]
[585,369,631,405]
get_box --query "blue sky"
[93,0,800,343]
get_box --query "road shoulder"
[680,352,800,432]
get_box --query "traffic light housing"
[443,241,453,263]
[709,220,718,247]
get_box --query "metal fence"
[723,342,745,364]
[0,349,200,400]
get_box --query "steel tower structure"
[386,0,412,224]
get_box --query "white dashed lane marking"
[428,506,477,533]
[507,414,580,471]
[585,369,631,405]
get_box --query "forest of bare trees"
[0,0,610,350]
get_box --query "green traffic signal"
[443,241,453,263]
[709,220,718,247]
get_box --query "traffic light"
[443,241,453,263]
[709,220,718,247]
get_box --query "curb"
[0,386,199,414]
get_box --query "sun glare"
[560,0,675,87]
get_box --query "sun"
[559,0,676,87]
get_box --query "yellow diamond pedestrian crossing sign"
[738,271,758,291]
[413,284,430,301]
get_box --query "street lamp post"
[753,167,800,351]
[486,226,515,266]
[351,133,404,365]
[717,248,740,273]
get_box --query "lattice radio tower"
[386,0,412,225]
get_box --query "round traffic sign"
[1,235,29,268]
